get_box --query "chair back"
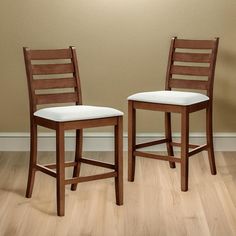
[165,37,219,99]
[23,47,82,114]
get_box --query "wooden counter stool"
[23,46,123,216]
[128,37,219,191]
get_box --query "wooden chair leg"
[71,129,83,191]
[180,109,189,192]
[26,122,38,198]
[115,116,123,205]
[56,126,65,216]
[206,106,217,175]
[165,112,176,168]
[128,101,136,182]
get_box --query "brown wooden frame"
[128,37,219,191]
[23,47,123,216]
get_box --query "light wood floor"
[0,151,236,236]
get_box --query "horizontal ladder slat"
[134,151,181,163]
[64,171,117,185]
[188,144,208,157]
[35,164,57,177]
[79,158,115,169]
[32,63,74,75]
[33,78,76,89]
[44,161,77,169]
[173,52,211,63]
[36,92,78,105]
[174,39,215,49]
[171,65,210,76]
[29,49,72,60]
[135,139,168,149]
[169,79,209,90]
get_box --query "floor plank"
[0,151,236,236]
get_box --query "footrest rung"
[134,151,181,163]
[188,144,208,157]
[171,142,199,149]
[44,161,77,169]
[65,171,117,185]
[36,164,57,177]
[79,158,115,169]
[135,139,168,149]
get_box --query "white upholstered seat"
[128,90,209,106]
[34,105,124,122]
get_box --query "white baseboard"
[0,132,235,151]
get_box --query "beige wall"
[0,0,236,133]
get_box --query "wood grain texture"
[28,49,72,60]
[170,65,210,76]
[173,52,211,63]
[169,79,208,90]
[32,63,74,75]
[32,78,76,90]
[0,151,236,236]
[35,92,78,105]
[174,39,215,49]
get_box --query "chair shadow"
[0,187,57,216]
[0,187,25,197]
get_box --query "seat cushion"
[128,90,209,106]
[34,105,123,122]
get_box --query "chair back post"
[23,47,37,115]
[207,37,219,100]
[70,46,82,105]
[165,36,177,90]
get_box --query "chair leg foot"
[128,158,135,182]
[208,147,217,175]
[169,162,176,169]
[57,201,65,217]
[128,156,135,182]
[206,106,217,175]
[71,129,83,191]
[181,187,188,192]
[181,159,189,192]
[57,195,65,216]
[57,186,65,216]
[26,123,37,199]
[71,161,81,191]
[165,112,176,169]
[128,177,135,182]
[71,184,78,191]
[25,169,36,198]
[115,177,123,205]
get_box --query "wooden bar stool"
[128,37,219,191]
[23,46,123,216]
